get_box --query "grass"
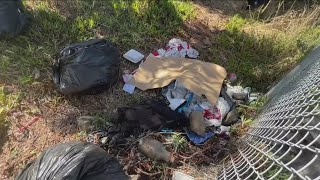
[0,86,20,148]
[224,4,319,137]
[172,133,188,152]
[209,7,320,91]
[0,0,195,144]
[1,0,195,84]
[0,1,195,176]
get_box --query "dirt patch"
[0,106,77,179]
[48,0,82,19]
[180,0,246,64]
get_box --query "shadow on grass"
[195,27,307,92]
[51,0,193,51]
[1,0,192,83]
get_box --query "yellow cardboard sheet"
[129,55,227,105]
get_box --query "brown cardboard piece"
[129,55,227,105]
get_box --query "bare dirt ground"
[0,1,246,179]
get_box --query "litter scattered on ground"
[172,171,195,180]
[189,111,206,136]
[152,38,199,58]
[117,101,189,131]
[17,116,41,134]
[138,138,174,163]
[222,109,239,126]
[14,38,264,179]
[122,70,137,94]
[53,39,120,95]
[227,73,237,82]
[220,125,231,135]
[184,127,215,145]
[122,38,200,95]
[86,38,263,178]
[202,97,230,127]
[77,116,96,132]
[123,49,144,63]
[123,83,135,94]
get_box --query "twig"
[18,116,41,133]
[137,168,161,176]
[41,133,48,151]
[178,145,212,159]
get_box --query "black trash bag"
[0,0,29,37]
[16,142,129,180]
[53,39,120,95]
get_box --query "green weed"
[0,87,19,123]
[225,14,247,32]
[172,133,187,152]
[237,96,268,117]
[92,116,113,130]
[76,131,87,140]
[264,165,291,180]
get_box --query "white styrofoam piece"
[123,49,144,63]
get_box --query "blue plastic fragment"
[177,93,194,113]
[183,127,215,145]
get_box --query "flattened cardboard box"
[129,55,227,105]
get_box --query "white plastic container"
[123,49,144,63]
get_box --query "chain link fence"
[218,46,320,180]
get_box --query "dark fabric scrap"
[117,101,189,131]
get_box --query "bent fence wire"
[218,49,320,180]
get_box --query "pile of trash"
[17,38,261,179]
[79,38,260,178]
[119,38,259,145]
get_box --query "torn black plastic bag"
[0,0,29,37]
[16,142,129,180]
[117,101,190,131]
[53,39,120,95]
